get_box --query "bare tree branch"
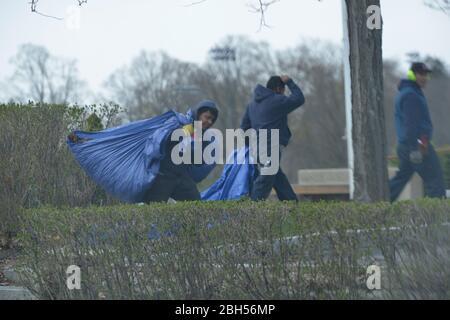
[424,0,450,15]
[29,0,88,20]
[245,0,279,30]
[186,0,281,29]
[29,0,63,20]
[183,0,208,7]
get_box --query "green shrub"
[86,113,104,132]
[0,102,121,241]
[444,153,450,189]
[16,199,450,300]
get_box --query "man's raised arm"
[280,76,305,115]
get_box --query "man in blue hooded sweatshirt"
[240,75,305,201]
[389,62,446,201]
[144,100,219,203]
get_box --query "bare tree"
[105,51,201,121]
[277,41,347,179]
[424,0,450,15]
[29,0,87,19]
[198,35,276,130]
[105,36,276,126]
[344,0,389,202]
[6,44,87,104]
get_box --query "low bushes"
[0,102,121,242]
[16,199,450,299]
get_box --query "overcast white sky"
[1,0,449,95]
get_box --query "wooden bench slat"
[271,185,349,195]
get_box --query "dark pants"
[251,167,298,201]
[250,147,298,201]
[144,172,200,203]
[389,143,446,202]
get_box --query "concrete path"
[0,267,36,300]
[0,286,36,300]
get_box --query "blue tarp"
[68,110,195,203]
[200,147,256,201]
[68,110,256,203]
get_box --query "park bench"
[273,168,430,201]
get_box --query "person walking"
[389,62,446,201]
[240,75,305,201]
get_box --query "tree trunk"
[345,0,389,202]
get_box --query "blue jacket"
[395,80,433,149]
[240,79,305,147]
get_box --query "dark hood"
[253,84,275,103]
[191,100,219,124]
[398,79,421,92]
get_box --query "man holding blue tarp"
[67,100,219,203]
[144,101,219,202]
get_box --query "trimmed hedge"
[16,199,450,300]
[0,102,121,242]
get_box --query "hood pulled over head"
[253,84,275,103]
[191,100,219,124]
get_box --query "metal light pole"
[341,0,355,200]
[210,46,237,130]
[209,47,236,62]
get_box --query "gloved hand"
[409,150,423,165]
[418,136,429,156]
[68,132,79,143]
[280,75,291,83]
